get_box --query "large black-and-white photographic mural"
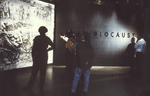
[0,0,55,70]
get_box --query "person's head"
[131,37,135,43]
[138,33,144,40]
[68,32,74,38]
[82,32,89,41]
[66,29,71,37]
[38,26,48,36]
[66,30,74,38]
[75,33,82,42]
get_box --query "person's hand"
[60,35,64,39]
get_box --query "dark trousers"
[135,52,144,77]
[27,54,48,88]
[135,52,147,89]
[64,49,73,76]
[127,57,135,74]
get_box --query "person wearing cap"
[22,26,54,91]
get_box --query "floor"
[0,65,148,96]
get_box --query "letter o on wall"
[104,32,108,37]
[93,31,97,36]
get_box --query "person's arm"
[85,43,95,68]
[143,42,146,53]
[72,42,78,50]
[31,38,36,57]
[60,35,68,42]
[125,44,130,55]
[67,40,73,53]
[134,40,140,49]
[47,38,54,51]
[90,44,95,60]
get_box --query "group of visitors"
[60,30,95,96]
[125,33,146,77]
[22,26,146,96]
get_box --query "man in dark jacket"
[71,33,94,96]
[125,37,135,74]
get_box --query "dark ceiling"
[41,0,147,7]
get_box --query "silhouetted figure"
[70,33,95,96]
[125,37,135,74]
[22,26,54,91]
[134,34,146,77]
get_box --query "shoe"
[39,86,44,90]
[22,86,32,91]
[69,92,76,96]
[83,92,87,96]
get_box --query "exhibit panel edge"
[0,0,55,70]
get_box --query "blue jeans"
[71,67,91,93]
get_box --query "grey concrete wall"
[54,0,147,66]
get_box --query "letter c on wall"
[111,32,114,37]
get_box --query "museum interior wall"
[54,0,147,66]
[0,0,148,70]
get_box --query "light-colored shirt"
[62,36,68,42]
[134,38,146,53]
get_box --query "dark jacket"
[76,41,95,70]
[125,43,135,59]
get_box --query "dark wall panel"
[54,0,147,66]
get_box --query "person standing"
[134,34,146,77]
[22,26,54,90]
[71,32,82,74]
[70,33,95,96]
[125,37,136,74]
[60,30,74,78]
